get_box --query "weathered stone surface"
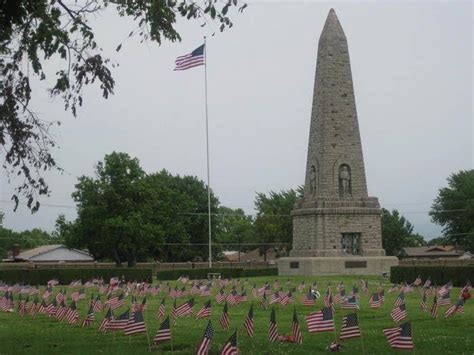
[279,256,399,276]
[279,9,395,275]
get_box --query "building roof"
[12,244,93,261]
[402,245,463,257]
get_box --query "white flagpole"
[204,36,212,268]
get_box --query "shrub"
[0,268,153,285]
[156,267,278,281]
[390,266,474,287]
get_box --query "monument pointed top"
[320,8,345,39]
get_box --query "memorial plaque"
[290,262,300,269]
[345,261,367,268]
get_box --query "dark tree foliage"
[0,0,246,212]
[66,151,220,266]
[253,187,302,259]
[0,225,56,259]
[381,208,425,257]
[215,206,254,253]
[430,169,474,252]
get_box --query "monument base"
[278,256,399,276]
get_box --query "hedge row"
[0,268,153,285]
[156,268,278,281]
[390,266,473,287]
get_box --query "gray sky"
[1,0,473,240]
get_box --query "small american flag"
[391,304,407,322]
[105,309,129,330]
[445,299,464,318]
[431,294,439,318]
[383,322,414,350]
[268,308,279,342]
[301,288,317,306]
[438,281,453,297]
[124,310,147,336]
[243,304,254,337]
[412,276,422,286]
[394,291,405,307]
[423,278,432,289]
[292,307,303,345]
[341,295,358,309]
[196,320,214,355]
[174,45,205,71]
[216,288,226,304]
[220,331,238,355]
[437,292,451,307]
[219,302,230,330]
[65,301,79,325]
[174,298,194,318]
[157,299,166,320]
[99,308,113,332]
[196,300,212,320]
[92,295,102,312]
[369,293,381,309]
[340,313,361,340]
[82,306,95,328]
[305,307,335,333]
[420,291,428,312]
[154,316,172,344]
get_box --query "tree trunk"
[113,249,122,267]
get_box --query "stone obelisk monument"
[279,9,398,275]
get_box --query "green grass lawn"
[0,275,472,354]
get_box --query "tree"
[381,208,425,256]
[253,188,302,260]
[1,0,246,211]
[430,169,474,252]
[68,151,220,265]
[215,206,254,256]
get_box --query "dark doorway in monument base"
[341,233,361,255]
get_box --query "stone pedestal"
[278,256,399,276]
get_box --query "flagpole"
[204,35,212,268]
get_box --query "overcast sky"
[1,0,472,240]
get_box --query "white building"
[5,244,94,262]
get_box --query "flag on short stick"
[154,316,172,344]
[292,307,303,345]
[243,304,254,337]
[220,331,238,355]
[196,320,214,355]
[340,313,361,340]
[268,308,279,342]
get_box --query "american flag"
[65,301,79,325]
[196,300,212,320]
[106,293,124,310]
[412,276,422,287]
[157,299,166,320]
[335,289,345,304]
[105,309,130,330]
[420,291,428,312]
[388,284,399,293]
[196,320,214,355]
[292,307,303,345]
[30,297,39,316]
[273,280,280,290]
[45,299,57,317]
[341,295,358,309]
[383,322,414,350]
[227,288,239,306]
[70,280,82,288]
[124,310,147,336]
[340,313,361,340]
[459,280,472,298]
[174,298,194,318]
[445,299,464,318]
[270,291,281,305]
[305,307,335,333]
[438,281,453,297]
[423,278,432,289]
[216,288,226,304]
[38,300,47,314]
[221,331,238,355]
[431,294,439,318]
[251,284,258,298]
[92,295,102,312]
[219,302,230,330]
[301,289,317,306]
[279,291,293,306]
[56,301,68,321]
[243,304,254,337]
[42,286,53,300]
[394,291,405,307]
[260,293,268,310]
[99,308,114,332]
[391,304,407,322]
[71,289,86,302]
[369,293,381,309]
[82,306,95,328]
[174,45,205,71]
[238,290,248,303]
[437,292,451,307]
[55,289,66,303]
[154,316,172,344]
[200,285,212,297]
[379,289,385,303]
[268,308,279,342]
[48,279,59,286]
